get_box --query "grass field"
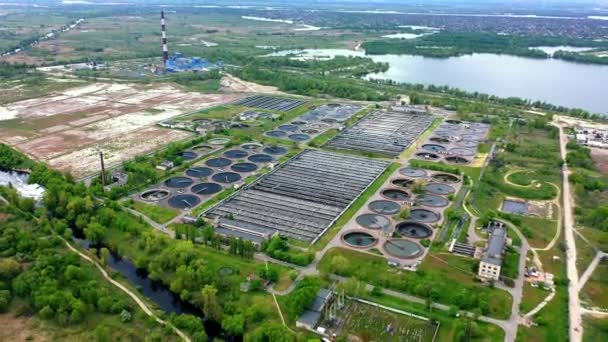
[583,317,608,342]
[580,260,608,310]
[318,247,513,319]
[125,200,179,224]
[520,284,550,314]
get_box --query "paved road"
[557,125,583,342]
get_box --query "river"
[270,48,608,115]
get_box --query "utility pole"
[99,151,106,187]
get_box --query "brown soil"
[0,313,48,342]
[590,148,608,175]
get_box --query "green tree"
[201,285,222,322]
[222,314,245,336]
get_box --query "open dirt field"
[0,82,242,177]
[220,74,282,94]
[591,147,608,175]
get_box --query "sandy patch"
[68,114,109,127]
[0,106,18,121]
[591,147,608,175]
[40,125,72,134]
[48,127,192,177]
[0,313,47,342]
[220,74,281,94]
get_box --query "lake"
[270,49,608,115]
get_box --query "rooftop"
[482,222,507,266]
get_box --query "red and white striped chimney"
[161,10,168,65]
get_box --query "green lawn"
[318,248,512,319]
[519,216,558,249]
[583,317,608,342]
[125,200,179,224]
[520,284,550,314]
[581,260,608,309]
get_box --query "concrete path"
[62,238,190,342]
[578,251,607,292]
[557,125,583,342]
[123,207,175,238]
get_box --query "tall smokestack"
[161,10,168,65]
[99,152,106,187]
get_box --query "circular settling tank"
[321,118,337,123]
[409,209,440,223]
[178,151,198,160]
[356,214,391,230]
[424,183,455,195]
[186,167,214,178]
[231,162,258,173]
[383,239,423,259]
[391,178,414,188]
[399,167,427,178]
[369,200,401,215]
[456,140,477,148]
[168,194,200,209]
[435,130,452,138]
[416,152,440,160]
[266,130,287,138]
[446,156,470,164]
[241,142,263,150]
[191,182,222,195]
[141,189,170,201]
[212,172,242,183]
[218,267,235,276]
[430,137,450,144]
[445,119,461,124]
[164,177,194,188]
[278,124,298,132]
[192,145,213,152]
[422,144,446,152]
[449,148,475,157]
[396,222,433,239]
[431,173,460,183]
[224,149,249,159]
[263,146,287,155]
[288,133,310,141]
[206,157,232,168]
[292,120,308,125]
[381,189,411,201]
[208,138,230,145]
[416,194,449,207]
[342,231,377,248]
[461,134,480,142]
[248,154,273,163]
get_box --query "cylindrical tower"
[161,10,168,65]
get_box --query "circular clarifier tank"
[208,138,230,145]
[456,140,477,148]
[248,154,273,163]
[449,148,475,157]
[191,182,222,195]
[430,137,450,144]
[164,177,194,188]
[263,146,287,155]
[446,156,470,164]
[224,149,249,159]
[381,189,411,201]
[206,157,232,168]
[424,183,455,195]
[178,151,198,160]
[231,162,258,173]
[241,142,263,150]
[212,172,242,183]
[422,144,446,152]
[186,167,214,178]
[342,231,377,248]
[368,200,401,215]
[356,214,391,230]
[409,209,440,223]
[292,120,308,125]
[445,119,461,124]
[266,130,287,138]
[168,194,200,209]
[416,194,449,207]
[431,173,460,183]
[288,133,310,141]
[461,134,480,142]
[383,239,423,259]
[192,145,213,152]
[278,124,298,132]
[396,222,433,239]
[391,178,414,188]
[416,152,440,160]
[399,167,427,178]
[141,189,170,201]
[435,130,452,138]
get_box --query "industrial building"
[478,221,507,281]
[296,289,334,331]
[574,125,608,149]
